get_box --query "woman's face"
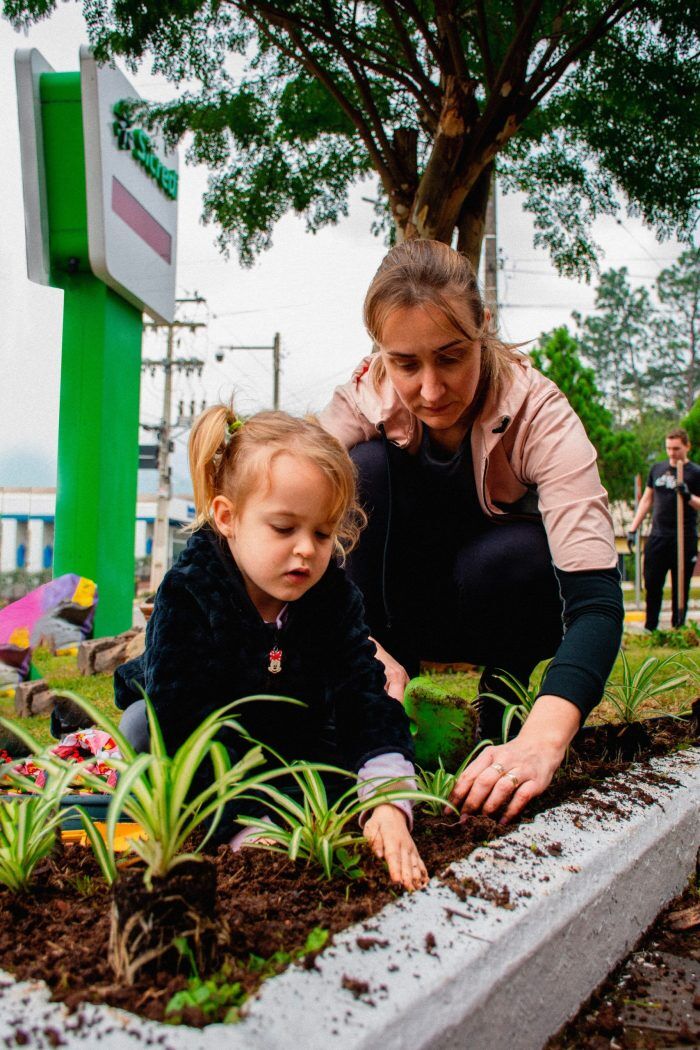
[379,302,482,441]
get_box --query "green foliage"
[237,762,446,880]
[4,0,696,272]
[27,691,297,885]
[478,669,542,743]
[682,397,700,453]
[659,248,700,414]
[531,327,643,501]
[415,740,493,816]
[603,651,692,724]
[165,927,329,1023]
[0,754,79,892]
[645,621,700,650]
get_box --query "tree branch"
[393,0,443,67]
[381,0,442,116]
[233,0,435,114]
[474,0,495,87]
[248,14,396,191]
[528,0,636,106]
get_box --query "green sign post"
[39,72,142,637]
[16,50,179,637]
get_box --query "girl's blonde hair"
[188,406,366,557]
[364,239,520,399]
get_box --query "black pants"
[347,441,564,732]
[643,531,698,630]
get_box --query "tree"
[574,268,663,428]
[5,0,697,270]
[656,247,700,414]
[530,326,642,504]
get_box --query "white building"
[0,488,195,575]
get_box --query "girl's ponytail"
[188,404,241,528]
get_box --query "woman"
[319,239,623,824]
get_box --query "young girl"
[115,406,427,891]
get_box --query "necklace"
[268,646,282,674]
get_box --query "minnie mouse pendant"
[268,647,283,674]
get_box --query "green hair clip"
[223,417,244,447]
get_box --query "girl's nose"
[293,532,315,558]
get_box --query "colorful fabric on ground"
[0,730,121,791]
[0,574,98,685]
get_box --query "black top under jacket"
[114,527,414,772]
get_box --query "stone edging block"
[0,748,698,1049]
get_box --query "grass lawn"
[1,635,698,752]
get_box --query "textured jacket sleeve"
[325,574,415,771]
[135,573,241,755]
[318,368,381,449]
[514,383,618,572]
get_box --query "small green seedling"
[477,669,542,742]
[165,927,329,1023]
[60,691,309,887]
[0,750,80,893]
[237,761,448,880]
[415,739,494,816]
[604,651,692,725]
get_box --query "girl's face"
[214,453,337,622]
[379,301,482,448]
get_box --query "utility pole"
[217,333,282,410]
[142,296,206,592]
[484,171,498,323]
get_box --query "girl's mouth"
[285,568,310,581]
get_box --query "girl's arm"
[140,575,237,755]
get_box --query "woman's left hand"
[447,695,581,825]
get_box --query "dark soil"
[0,712,698,1028]
[547,880,700,1049]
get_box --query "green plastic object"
[403,676,477,772]
[39,72,142,638]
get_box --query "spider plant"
[0,751,81,892]
[48,691,305,887]
[415,739,494,816]
[478,669,542,742]
[236,761,449,880]
[603,651,692,725]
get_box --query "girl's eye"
[271,525,293,535]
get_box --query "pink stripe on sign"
[111,177,172,263]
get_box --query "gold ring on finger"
[504,771,519,788]
[491,763,506,776]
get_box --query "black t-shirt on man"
[647,460,700,537]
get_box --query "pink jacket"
[319,353,617,574]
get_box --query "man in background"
[628,428,700,631]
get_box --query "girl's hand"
[370,638,410,702]
[447,696,580,825]
[363,804,428,891]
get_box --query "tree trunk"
[456,164,493,275]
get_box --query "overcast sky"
[0,3,688,493]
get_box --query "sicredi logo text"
[112,102,178,200]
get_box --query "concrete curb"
[2,748,699,1050]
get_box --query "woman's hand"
[448,696,581,825]
[363,804,428,891]
[370,638,410,701]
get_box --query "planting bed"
[1,716,699,1049]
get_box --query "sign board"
[138,444,159,469]
[14,48,55,287]
[15,47,178,324]
[80,47,178,324]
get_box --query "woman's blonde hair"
[188,405,365,557]
[364,239,520,399]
